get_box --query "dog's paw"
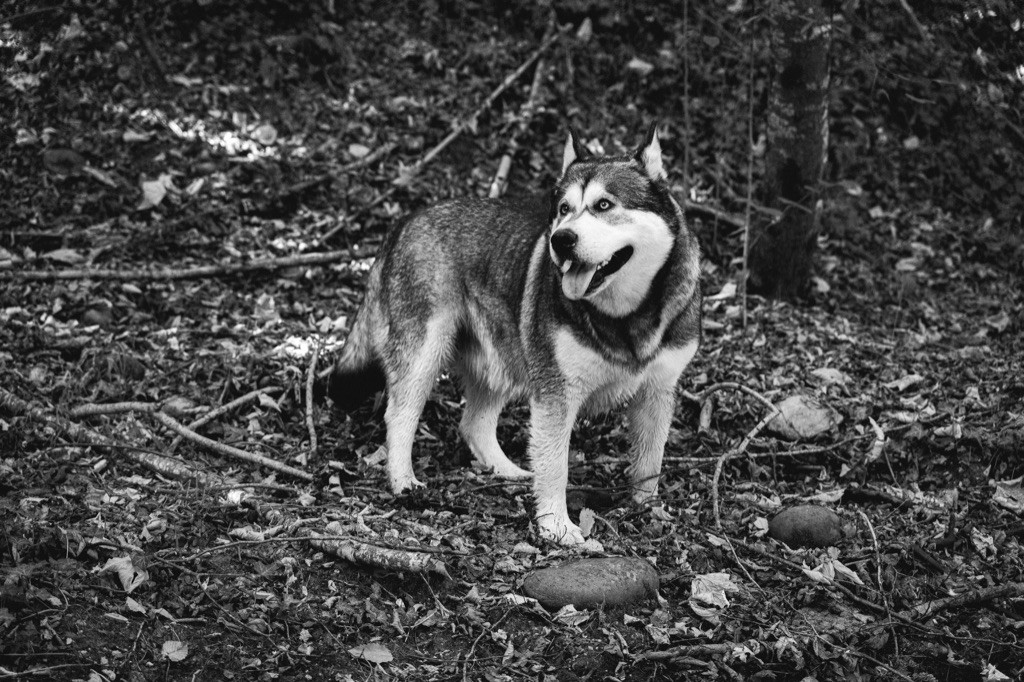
[390,473,425,495]
[536,514,586,546]
[631,483,660,507]
[490,461,533,480]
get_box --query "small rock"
[768,505,842,548]
[767,394,842,441]
[522,557,658,609]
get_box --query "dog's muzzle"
[550,229,577,261]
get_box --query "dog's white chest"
[552,328,696,413]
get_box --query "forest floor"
[2,2,1024,681]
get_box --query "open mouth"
[559,246,634,299]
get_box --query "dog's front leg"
[529,395,585,545]
[626,341,698,505]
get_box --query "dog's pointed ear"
[561,129,588,176]
[635,123,666,181]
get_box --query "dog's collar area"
[586,246,633,295]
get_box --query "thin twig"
[898,582,1024,621]
[304,340,322,464]
[636,642,742,662]
[134,16,168,83]
[682,201,746,230]
[488,52,549,198]
[151,411,314,482]
[696,381,777,411]
[896,0,929,41]
[0,664,92,679]
[396,23,568,187]
[0,388,214,484]
[0,250,366,282]
[681,0,690,203]
[711,404,780,529]
[741,26,755,330]
[859,509,899,656]
[169,387,283,453]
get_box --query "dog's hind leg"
[381,315,457,493]
[460,381,531,480]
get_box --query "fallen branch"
[70,401,158,418]
[896,0,929,41]
[683,201,747,231]
[711,405,780,529]
[304,341,322,465]
[0,388,215,484]
[170,387,283,453]
[700,382,780,529]
[0,250,365,282]
[898,582,1024,621]
[151,411,314,482]
[134,16,168,83]
[309,534,451,579]
[396,22,567,187]
[636,642,744,661]
[488,54,549,198]
[268,142,397,207]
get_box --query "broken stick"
[0,388,216,484]
[304,340,322,465]
[151,411,314,482]
[310,534,451,579]
[0,249,368,282]
[488,55,549,198]
[70,400,313,482]
[395,22,567,187]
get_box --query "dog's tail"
[326,305,385,411]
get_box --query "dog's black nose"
[550,229,578,260]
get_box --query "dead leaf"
[348,642,393,664]
[706,281,737,301]
[123,130,153,143]
[57,14,86,42]
[126,597,147,614]
[348,143,371,158]
[626,57,654,77]
[138,178,168,210]
[97,556,149,593]
[884,374,925,392]
[161,640,189,662]
[810,367,849,386]
[42,248,84,265]
[576,18,593,42]
[985,311,1011,333]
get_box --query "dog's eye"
[558,203,570,216]
[595,199,613,212]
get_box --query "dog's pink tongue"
[561,263,597,300]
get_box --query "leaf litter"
[1,2,1023,682]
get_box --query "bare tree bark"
[749,0,830,299]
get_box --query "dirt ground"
[2,2,1023,680]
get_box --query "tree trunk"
[749,0,830,299]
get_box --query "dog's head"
[548,125,682,317]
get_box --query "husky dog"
[327,126,701,545]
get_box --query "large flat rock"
[522,557,659,609]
